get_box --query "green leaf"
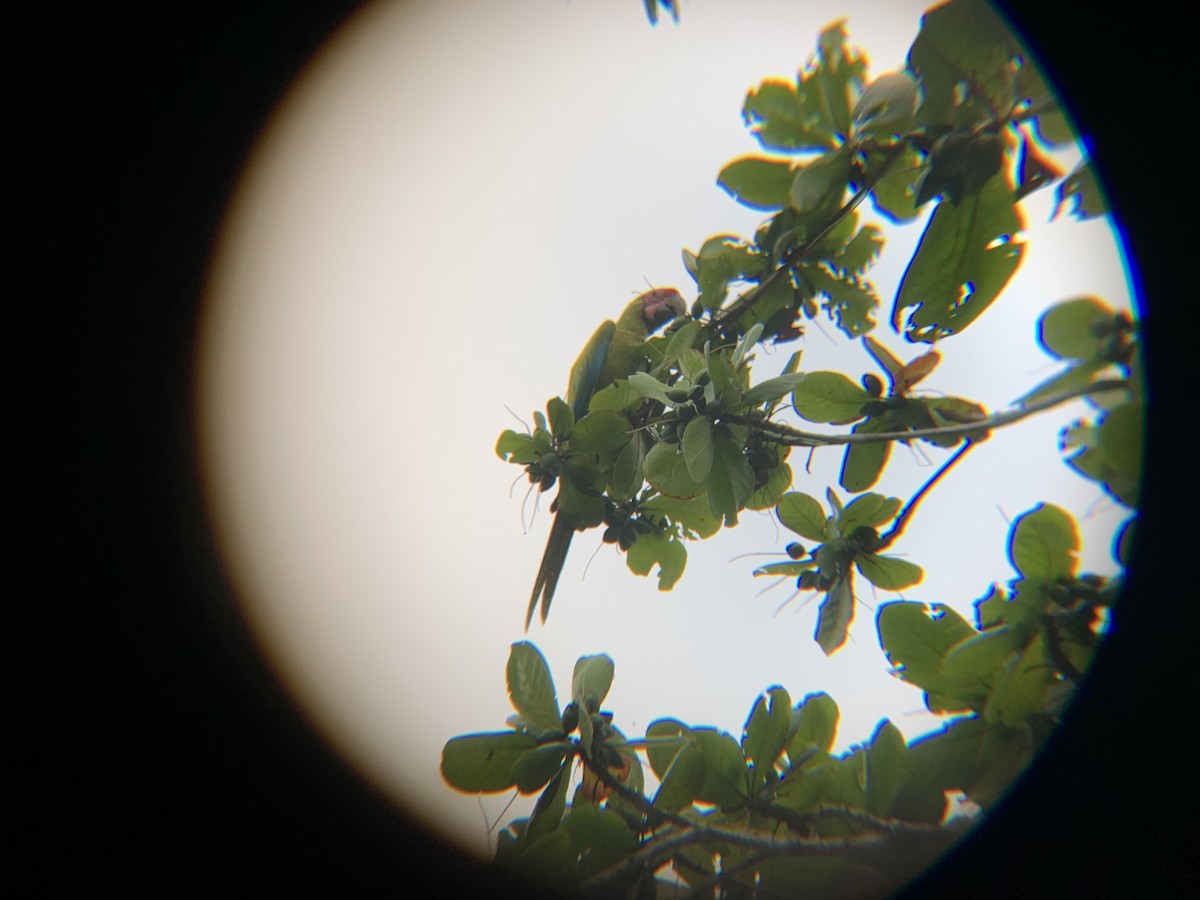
[588,380,644,414]
[653,742,706,812]
[1038,296,1114,360]
[876,601,981,713]
[526,762,570,842]
[940,623,1025,688]
[1099,401,1144,477]
[625,531,687,591]
[546,396,574,439]
[800,263,880,338]
[790,146,852,213]
[644,441,707,500]
[743,80,829,152]
[776,491,830,541]
[1017,356,1111,405]
[743,373,808,407]
[507,642,562,735]
[626,371,672,404]
[908,0,1019,128]
[496,429,539,464]
[607,432,646,502]
[984,633,1056,728]
[743,687,792,785]
[718,156,795,211]
[854,553,922,590]
[692,730,750,807]
[567,410,630,458]
[862,336,904,388]
[787,692,839,761]
[791,371,872,424]
[853,71,917,135]
[1008,503,1079,584]
[440,731,537,792]
[1054,160,1107,221]
[839,417,892,493]
[555,477,606,528]
[893,175,1024,342]
[646,719,691,781]
[572,654,615,712]
[868,147,925,223]
[748,459,794,511]
[973,583,1009,630]
[838,492,902,533]
[642,493,721,539]
[866,719,909,816]
[681,415,714,481]
[889,716,986,823]
[512,743,569,794]
[705,430,755,526]
[815,575,855,656]
[967,723,1034,808]
[563,805,639,880]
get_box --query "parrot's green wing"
[566,320,617,421]
[527,288,688,629]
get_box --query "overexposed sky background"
[196,0,1135,859]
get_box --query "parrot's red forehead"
[640,287,687,331]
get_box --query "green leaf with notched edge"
[908,0,1018,128]
[642,493,721,539]
[791,371,873,424]
[441,731,538,792]
[777,491,831,541]
[507,642,562,735]
[1008,503,1078,584]
[1054,160,1107,221]
[744,687,792,786]
[840,416,892,493]
[894,174,1024,343]
[625,530,687,591]
[877,601,981,712]
[496,429,540,464]
[1038,296,1114,360]
[718,156,795,211]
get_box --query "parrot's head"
[638,288,688,333]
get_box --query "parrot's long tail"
[526,512,574,630]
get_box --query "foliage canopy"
[445,2,1139,895]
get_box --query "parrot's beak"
[641,288,687,332]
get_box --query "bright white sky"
[197,0,1134,860]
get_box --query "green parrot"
[526,288,688,629]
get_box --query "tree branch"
[578,751,969,895]
[706,143,909,331]
[728,378,1126,448]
